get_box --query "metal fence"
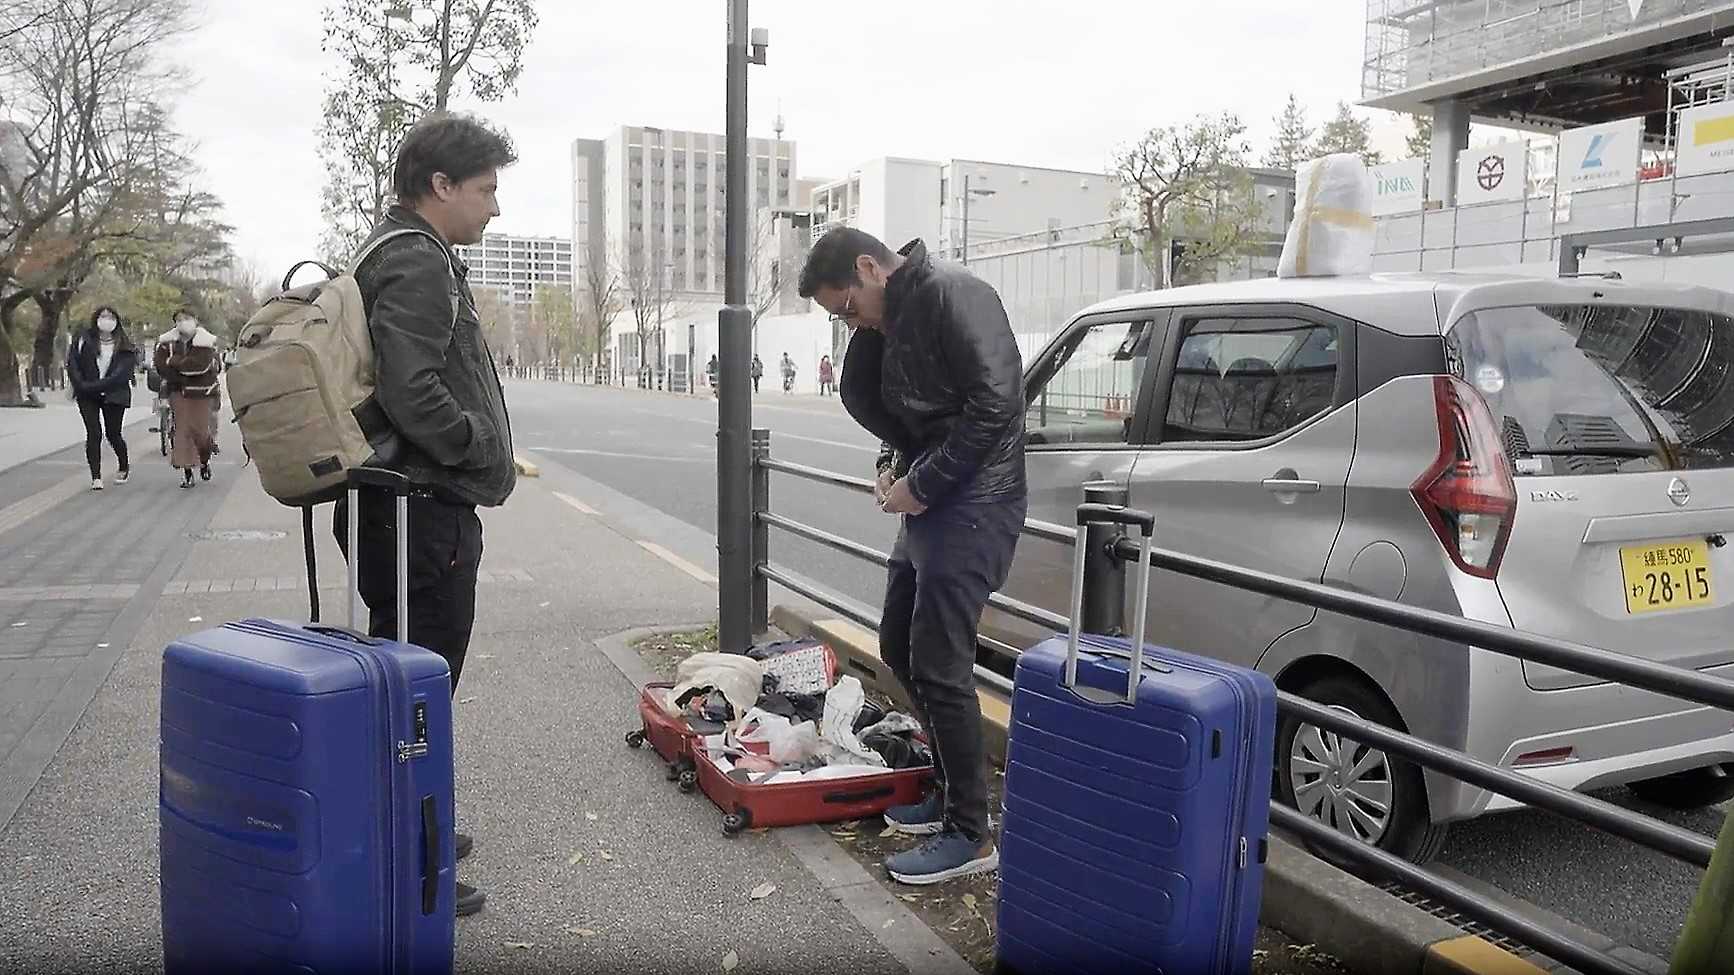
[743,427,1734,975]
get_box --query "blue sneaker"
[885,829,999,886]
[882,790,944,836]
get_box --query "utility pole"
[962,173,971,265]
[717,2,767,652]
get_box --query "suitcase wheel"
[665,762,681,781]
[677,769,697,793]
[625,729,646,749]
[721,811,750,836]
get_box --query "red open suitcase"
[695,737,933,835]
[624,682,703,791]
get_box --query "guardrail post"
[750,427,770,636]
[1672,803,1734,974]
[1080,481,1130,635]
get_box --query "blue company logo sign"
[1582,134,1610,169]
[1376,174,1417,195]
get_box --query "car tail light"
[1412,376,1518,579]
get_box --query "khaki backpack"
[227,228,455,508]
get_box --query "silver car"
[984,271,1734,863]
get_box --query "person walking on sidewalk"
[750,353,763,394]
[817,354,835,396]
[66,306,136,490]
[340,111,517,919]
[154,311,220,489]
[707,353,720,396]
[780,352,796,393]
[800,228,1026,886]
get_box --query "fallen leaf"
[504,941,535,950]
[585,812,598,822]
[879,825,899,838]
[478,653,495,660]
[187,617,202,623]
[748,882,777,901]
[599,850,614,861]
[96,642,109,648]
[565,926,599,938]
[882,919,895,929]
[963,893,978,911]
[898,894,918,903]
[459,697,476,704]
[722,949,739,972]
[567,850,585,865]
[539,601,551,608]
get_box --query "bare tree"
[0,0,194,401]
[470,283,513,354]
[576,241,620,376]
[747,215,785,330]
[316,0,539,257]
[618,240,686,384]
[1114,112,1262,288]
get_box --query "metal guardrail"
[746,428,1733,975]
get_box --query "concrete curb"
[770,603,1553,975]
[592,624,977,975]
[511,454,540,478]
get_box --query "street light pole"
[961,173,970,265]
[717,1,766,652]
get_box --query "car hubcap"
[1289,706,1393,845]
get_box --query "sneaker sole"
[882,819,944,837]
[887,849,1000,886]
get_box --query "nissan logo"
[1668,477,1692,507]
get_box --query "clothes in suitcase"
[996,504,1277,975]
[159,468,457,975]
[695,733,933,835]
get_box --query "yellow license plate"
[1620,539,1715,615]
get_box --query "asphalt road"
[504,377,1724,964]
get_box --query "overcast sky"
[165,0,1385,282]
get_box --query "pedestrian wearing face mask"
[154,310,220,489]
[65,306,137,490]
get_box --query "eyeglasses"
[827,291,857,326]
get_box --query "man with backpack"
[344,112,517,917]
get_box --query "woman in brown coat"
[154,310,220,488]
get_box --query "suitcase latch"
[397,701,430,763]
[1238,837,1248,869]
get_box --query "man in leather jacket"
[345,111,517,918]
[799,228,1026,886]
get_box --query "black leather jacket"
[354,207,515,508]
[840,240,1026,508]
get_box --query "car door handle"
[1262,477,1321,494]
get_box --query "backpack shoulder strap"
[348,227,459,331]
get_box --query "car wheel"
[1627,764,1734,809]
[1276,674,1449,865]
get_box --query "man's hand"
[873,469,895,506]
[880,477,927,516]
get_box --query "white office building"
[452,232,573,310]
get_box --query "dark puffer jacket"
[353,206,515,508]
[839,239,1026,509]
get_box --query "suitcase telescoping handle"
[1065,503,1156,704]
[345,467,411,645]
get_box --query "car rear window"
[1448,304,1734,475]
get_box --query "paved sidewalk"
[0,399,153,476]
[0,441,948,973]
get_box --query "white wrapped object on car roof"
[1278,153,1375,279]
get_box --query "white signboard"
[1369,158,1425,215]
[1676,101,1734,178]
[1456,140,1528,204]
[1557,117,1644,192]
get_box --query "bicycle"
[158,396,174,457]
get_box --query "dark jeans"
[334,491,484,692]
[880,493,1026,843]
[77,398,127,478]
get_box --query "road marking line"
[0,474,86,539]
[636,540,718,586]
[553,491,597,516]
[526,446,709,464]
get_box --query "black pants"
[880,494,1025,843]
[77,398,127,479]
[334,492,484,692]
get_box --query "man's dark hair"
[798,227,894,298]
[392,112,518,204]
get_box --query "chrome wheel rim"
[1289,705,1394,845]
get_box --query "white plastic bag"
[735,707,823,764]
[1278,153,1375,279]
[818,675,886,767]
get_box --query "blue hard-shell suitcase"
[997,505,1278,975]
[159,470,457,974]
